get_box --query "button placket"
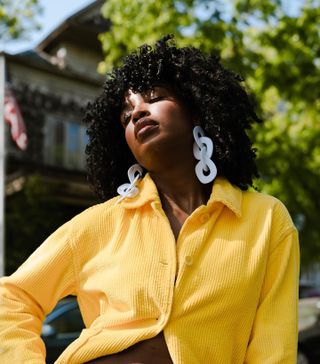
[175,207,215,287]
[150,202,177,325]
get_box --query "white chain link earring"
[193,126,217,184]
[116,164,143,203]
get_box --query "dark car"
[41,297,85,363]
[298,297,320,364]
[299,282,320,299]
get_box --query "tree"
[0,0,42,41]
[99,0,320,267]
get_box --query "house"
[3,0,108,273]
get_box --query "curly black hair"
[84,34,262,201]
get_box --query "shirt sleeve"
[244,226,300,363]
[0,220,77,362]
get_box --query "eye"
[149,95,165,103]
[122,112,131,127]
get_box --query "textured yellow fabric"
[0,174,299,363]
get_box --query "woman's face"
[120,86,194,169]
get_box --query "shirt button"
[199,213,210,224]
[185,255,193,266]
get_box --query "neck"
[149,164,212,215]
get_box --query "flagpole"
[0,53,5,277]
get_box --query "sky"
[2,0,95,54]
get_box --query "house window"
[43,116,88,171]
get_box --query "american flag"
[4,86,28,151]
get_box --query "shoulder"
[67,196,124,237]
[243,187,288,211]
[244,188,292,217]
[72,196,120,220]
[60,196,126,259]
[242,188,296,240]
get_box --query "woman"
[0,35,299,363]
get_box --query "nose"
[132,101,150,123]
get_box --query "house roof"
[5,0,108,84]
[36,0,109,54]
[5,51,103,86]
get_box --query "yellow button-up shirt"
[0,175,299,363]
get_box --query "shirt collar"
[207,177,242,217]
[119,173,242,217]
[119,173,160,209]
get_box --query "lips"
[134,118,159,139]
